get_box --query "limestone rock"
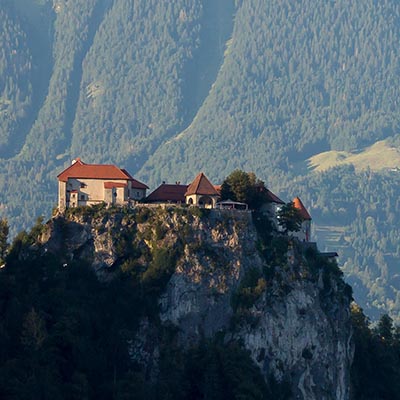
[40,207,353,399]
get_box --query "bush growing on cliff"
[141,247,179,294]
[231,267,266,311]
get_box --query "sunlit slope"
[308,140,400,173]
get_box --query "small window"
[80,194,85,201]
[136,191,140,197]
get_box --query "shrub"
[135,207,153,223]
[231,267,266,311]
[141,247,178,294]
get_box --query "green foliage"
[141,247,178,294]
[221,170,267,209]
[0,250,144,400]
[188,206,211,219]
[231,267,266,311]
[135,207,153,223]
[252,210,289,269]
[252,211,274,243]
[304,246,343,280]
[288,166,400,322]
[29,216,46,239]
[0,2,35,155]
[265,238,290,268]
[0,219,9,263]
[181,338,287,400]
[0,217,294,400]
[277,202,303,234]
[147,0,400,184]
[376,314,394,342]
[1,0,400,327]
[351,304,400,399]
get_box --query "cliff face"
[40,206,353,399]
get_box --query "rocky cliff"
[38,205,353,399]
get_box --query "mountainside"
[0,206,353,399]
[2,0,400,321]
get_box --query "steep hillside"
[142,0,400,184]
[2,0,400,323]
[0,206,353,399]
[0,2,33,155]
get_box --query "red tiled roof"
[104,182,127,189]
[293,197,312,220]
[146,184,188,203]
[214,185,222,194]
[57,159,148,189]
[130,178,149,190]
[120,169,148,189]
[185,173,219,196]
[121,168,134,179]
[265,189,285,204]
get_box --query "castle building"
[185,172,220,208]
[146,183,189,204]
[292,196,312,242]
[146,173,220,208]
[57,158,148,210]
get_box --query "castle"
[57,158,312,242]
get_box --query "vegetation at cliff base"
[351,305,400,399]
[0,214,291,400]
[1,206,400,398]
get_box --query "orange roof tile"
[129,179,149,190]
[104,182,127,189]
[293,197,312,220]
[57,159,148,189]
[185,173,220,196]
[120,168,149,188]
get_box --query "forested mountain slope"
[2,0,400,321]
[143,0,400,184]
[0,3,33,156]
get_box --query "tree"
[376,314,394,342]
[220,170,267,209]
[277,202,303,234]
[21,308,47,350]
[0,219,8,264]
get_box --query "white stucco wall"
[58,181,67,209]
[64,178,129,207]
[59,177,147,208]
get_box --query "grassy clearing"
[307,140,400,172]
